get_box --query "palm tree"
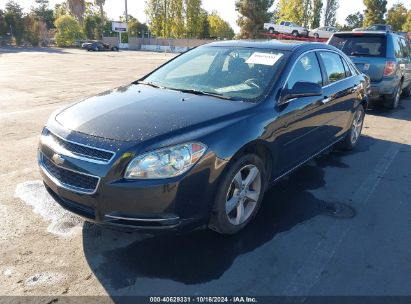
[67,0,86,25]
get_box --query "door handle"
[322,96,332,104]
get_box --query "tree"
[310,0,323,29]
[23,13,41,45]
[324,0,339,26]
[128,16,149,37]
[54,2,69,19]
[4,1,24,44]
[0,9,7,36]
[185,0,203,38]
[277,0,305,25]
[168,0,185,38]
[32,0,54,29]
[145,0,166,37]
[345,11,364,30]
[94,0,105,25]
[363,0,387,27]
[68,0,86,25]
[403,10,411,32]
[302,0,312,28]
[208,11,234,39]
[387,3,407,31]
[83,14,102,39]
[55,15,83,46]
[236,0,274,39]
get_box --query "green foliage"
[0,9,7,36]
[83,14,102,39]
[145,0,209,38]
[128,16,149,37]
[23,13,41,45]
[403,11,411,32]
[208,11,234,39]
[236,0,274,39]
[4,1,24,44]
[387,3,407,31]
[55,14,83,46]
[277,0,305,25]
[310,0,323,29]
[54,2,69,19]
[345,11,364,30]
[324,0,339,26]
[32,0,54,29]
[363,0,387,27]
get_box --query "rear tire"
[402,82,411,98]
[384,82,402,109]
[292,30,299,37]
[314,33,319,39]
[209,154,266,235]
[268,28,275,34]
[337,106,365,151]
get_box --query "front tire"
[338,106,365,151]
[292,30,299,37]
[209,154,266,235]
[314,33,319,40]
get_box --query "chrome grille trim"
[39,152,100,195]
[41,129,116,164]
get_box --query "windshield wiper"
[137,81,166,89]
[170,88,234,100]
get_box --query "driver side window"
[286,52,323,90]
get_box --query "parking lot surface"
[1,47,411,297]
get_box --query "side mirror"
[280,81,323,105]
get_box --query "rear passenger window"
[319,52,347,84]
[286,52,323,89]
[393,37,403,58]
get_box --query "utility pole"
[125,0,128,24]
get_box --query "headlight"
[124,143,207,179]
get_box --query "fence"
[102,36,215,52]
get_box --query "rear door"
[329,33,387,83]
[317,51,357,142]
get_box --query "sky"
[0,0,408,33]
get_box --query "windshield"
[329,35,386,57]
[143,46,287,102]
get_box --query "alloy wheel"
[351,108,364,144]
[225,165,262,226]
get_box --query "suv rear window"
[329,35,387,57]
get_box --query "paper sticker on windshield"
[246,52,283,66]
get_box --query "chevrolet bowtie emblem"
[51,153,65,166]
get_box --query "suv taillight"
[384,61,396,76]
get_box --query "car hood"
[55,84,254,142]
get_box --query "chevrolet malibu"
[39,41,369,235]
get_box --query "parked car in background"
[329,31,411,109]
[82,41,119,51]
[264,21,309,37]
[310,26,338,39]
[39,41,369,235]
[353,24,393,33]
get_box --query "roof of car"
[204,40,337,52]
[334,31,400,36]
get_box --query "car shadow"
[81,137,377,293]
[366,96,410,121]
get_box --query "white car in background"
[309,26,338,39]
[263,21,309,37]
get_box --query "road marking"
[282,142,401,297]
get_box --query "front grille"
[45,130,114,163]
[40,153,99,194]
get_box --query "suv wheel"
[402,82,411,98]
[338,106,365,151]
[209,154,266,235]
[269,28,275,34]
[384,82,402,109]
[314,33,319,39]
[292,30,299,37]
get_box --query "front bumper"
[38,128,224,232]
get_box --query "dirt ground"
[1,47,411,299]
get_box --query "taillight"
[384,61,396,76]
